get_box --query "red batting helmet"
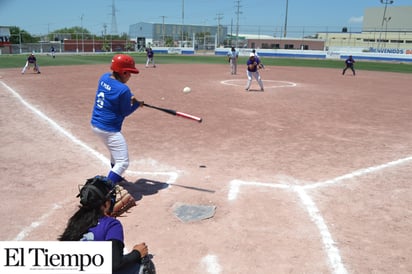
[110,54,139,74]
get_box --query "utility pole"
[215,13,223,46]
[103,23,108,51]
[234,0,242,48]
[377,0,394,50]
[181,0,184,46]
[80,14,84,52]
[160,16,167,46]
[110,0,118,35]
[284,0,289,37]
[383,16,392,48]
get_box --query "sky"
[1,0,411,37]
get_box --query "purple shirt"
[147,49,154,58]
[27,55,36,63]
[81,216,124,242]
[247,57,260,72]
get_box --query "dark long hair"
[58,206,102,241]
[59,176,115,241]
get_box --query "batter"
[91,54,144,184]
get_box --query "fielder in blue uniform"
[91,54,144,184]
[21,53,41,74]
[145,47,156,68]
[342,55,356,76]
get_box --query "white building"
[317,6,412,52]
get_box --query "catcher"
[21,53,41,74]
[59,176,156,274]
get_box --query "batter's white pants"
[92,126,129,177]
[245,70,264,90]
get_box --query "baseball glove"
[110,185,136,217]
[140,256,156,274]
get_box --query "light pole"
[377,0,394,50]
[19,32,22,54]
[181,0,184,47]
[160,16,166,46]
[384,16,391,48]
[284,0,289,38]
[80,14,84,52]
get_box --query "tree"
[49,26,91,41]
[165,36,174,47]
[125,41,134,51]
[101,41,111,52]
[9,26,39,43]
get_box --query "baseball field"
[1,54,411,273]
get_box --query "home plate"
[173,202,216,223]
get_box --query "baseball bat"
[143,103,202,123]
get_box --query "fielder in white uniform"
[227,47,239,75]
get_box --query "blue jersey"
[91,73,140,132]
[81,216,124,242]
[27,55,37,63]
[345,57,355,66]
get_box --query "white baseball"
[183,86,191,93]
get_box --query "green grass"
[1,53,411,73]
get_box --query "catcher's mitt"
[110,185,136,217]
[140,256,156,274]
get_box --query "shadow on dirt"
[119,178,216,201]
[119,178,169,201]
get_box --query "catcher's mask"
[77,176,116,211]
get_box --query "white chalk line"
[295,187,348,274]
[1,80,179,240]
[304,156,412,190]
[221,79,297,89]
[201,254,222,274]
[12,203,62,241]
[228,155,411,274]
